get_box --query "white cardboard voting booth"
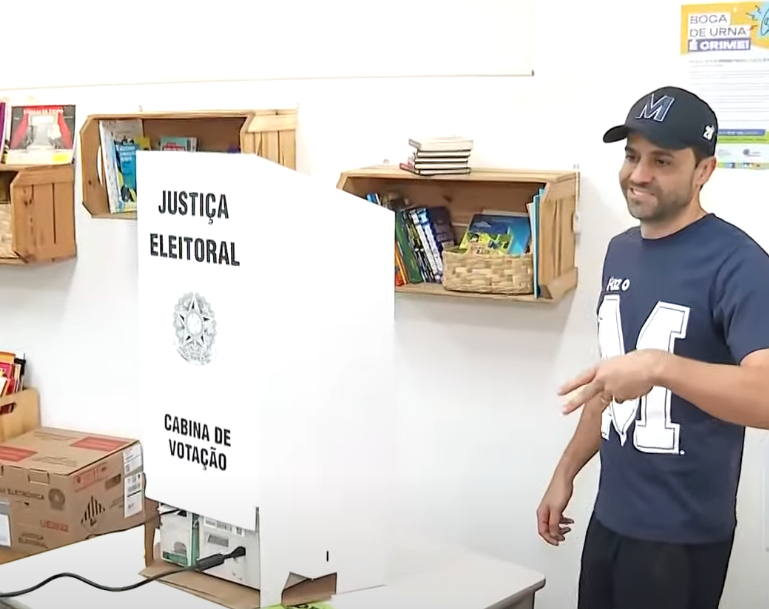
[136,150,395,607]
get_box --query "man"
[536,85,769,609]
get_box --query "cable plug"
[193,546,246,572]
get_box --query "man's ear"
[695,156,717,188]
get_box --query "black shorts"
[578,512,733,609]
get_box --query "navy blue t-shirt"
[593,213,769,544]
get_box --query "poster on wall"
[135,151,395,530]
[681,2,769,169]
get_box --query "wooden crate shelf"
[0,164,76,265]
[79,109,297,219]
[0,389,40,441]
[337,165,579,303]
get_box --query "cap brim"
[602,122,690,150]
[603,125,630,143]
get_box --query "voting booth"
[135,150,395,607]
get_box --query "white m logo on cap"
[636,95,675,122]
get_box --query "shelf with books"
[336,165,579,303]
[0,164,76,265]
[79,109,297,219]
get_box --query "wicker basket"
[442,247,534,295]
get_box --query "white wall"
[0,1,766,608]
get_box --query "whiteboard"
[3,0,533,89]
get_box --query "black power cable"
[0,545,246,598]
[85,507,180,540]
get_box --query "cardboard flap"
[142,547,261,609]
[141,500,337,609]
[141,544,338,609]
[285,572,307,587]
[283,573,337,603]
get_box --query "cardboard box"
[0,427,145,554]
[0,388,41,566]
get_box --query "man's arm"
[552,241,615,481]
[552,240,614,481]
[552,396,603,482]
[654,241,769,429]
[655,350,769,429]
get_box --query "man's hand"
[536,475,574,546]
[558,349,668,415]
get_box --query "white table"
[0,528,544,609]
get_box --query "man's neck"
[640,204,706,239]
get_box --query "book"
[99,119,146,213]
[459,212,532,256]
[5,105,76,165]
[408,136,473,152]
[0,350,26,396]
[159,137,197,151]
[97,121,200,214]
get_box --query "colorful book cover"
[6,104,76,165]
[527,189,543,298]
[99,119,144,213]
[159,136,197,151]
[115,136,150,212]
[460,213,531,256]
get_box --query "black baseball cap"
[603,86,718,158]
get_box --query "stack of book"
[399,136,472,176]
[365,191,456,285]
[0,349,26,396]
